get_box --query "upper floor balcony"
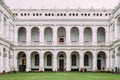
[14,26,109,46]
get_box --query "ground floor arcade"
[14,50,109,72]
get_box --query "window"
[72,55,76,66]
[47,55,52,66]
[35,54,39,66]
[33,13,35,16]
[36,13,39,16]
[76,13,78,16]
[100,13,102,16]
[105,13,108,16]
[88,13,90,16]
[59,38,64,42]
[98,54,101,58]
[84,55,89,66]
[21,13,23,16]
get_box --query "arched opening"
[57,27,66,44]
[44,27,53,44]
[18,27,26,43]
[17,52,26,71]
[57,52,66,71]
[84,27,92,44]
[97,27,105,44]
[44,52,53,71]
[97,52,106,71]
[71,52,79,71]
[31,52,39,71]
[71,27,79,44]
[31,27,39,44]
[84,51,93,71]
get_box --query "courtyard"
[0,72,119,80]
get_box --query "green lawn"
[0,72,119,80]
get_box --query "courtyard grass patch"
[0,72,119,80]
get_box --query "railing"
[16,41,107,46]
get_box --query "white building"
[0,0,120,73]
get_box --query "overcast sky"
[5,0,119,9]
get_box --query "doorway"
[59,59,64,71]
[18,54,26,71]
[97,59,101,70]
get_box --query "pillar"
[114,19,118,41]
[105,26,110,45]
[14,25,18,45]
[79,26,84,45]
[106,51,110,71]
[6,19,10,40]
[0,45,4,73]
[66,26,71,45]
[39,51,44,71]
[39,27,44,45]
[115,47,118,67]
[66,51,71,71]
[0,13,4,38]
[79,50,84,71]
[26,26,31,45]
[13,50,18,71]
[92,51,97,71]
[92,26,97,45]
[5,49,10,72]
[53,51,57,71]
[53,27,57,45]
[26,50,31,72]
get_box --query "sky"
[4,0,120,9]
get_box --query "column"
[0,46,4,73]
[92,26,97,45]
[110,50,113,70]
[5,49,10,72]
[0,13,4,38]
[114,19,118,41]
[79,26,84,45]
[39,27,44,45]
[6,19,10,40]
[92,51,97,71]
[13,50,18,71]
[66,26,71,45]
[115,47,118,68]
[53,51,57,71]
[26,26,31,45]
[106,51,110,71]
[39,51,44,71]
[26,50,31,72]
[14,25,18,45]
[79,50,84,71]
[53,27,57,45]
[105,26,110,45]
[66,51,71,71]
